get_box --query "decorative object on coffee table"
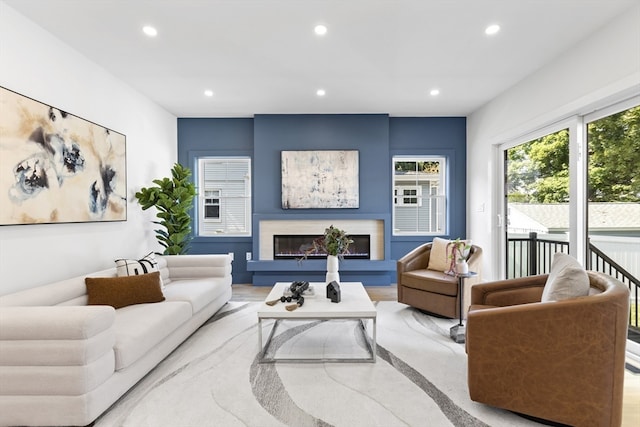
[327,281,341,303]
[299,225,353,284]
[326,254,340,283]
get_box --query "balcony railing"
[507,232,639,334]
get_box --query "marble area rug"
[94,301,543,427]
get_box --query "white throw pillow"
[115,252,165,289]
[541,252,590,302]
[427,237,472,272]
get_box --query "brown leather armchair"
[397,242,482,319]
[466,271,630,427]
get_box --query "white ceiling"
[3,0,637,117]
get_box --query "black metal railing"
[589,244,640,330]
[507,232,639,333]
[507,232,569,277]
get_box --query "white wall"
[0,3,177,295]
[467,4,640,280]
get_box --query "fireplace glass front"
[274,234,370,260]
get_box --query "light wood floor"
[230,283,640,427]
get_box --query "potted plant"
[447,238,471,275]
[300,225,353,283]
[135,163,197,255]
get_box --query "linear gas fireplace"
[274,234,370,260]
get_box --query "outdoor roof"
[509,203,640,232]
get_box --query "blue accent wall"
[177,115,466,285]
[178,118,255,283]
[253,114,390,214]
[389,117,467,261]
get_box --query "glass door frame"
[498,117,584,279]
[497,95,640,279]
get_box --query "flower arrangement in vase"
[300,225,354,260]
[447,238,471,275]
[299,225,353,283]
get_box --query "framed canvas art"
[281,150,359,209]
[0,86,127,225]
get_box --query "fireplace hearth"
[274,234,370,260]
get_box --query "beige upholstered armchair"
[466,271,629,427]
[396,241,482,319]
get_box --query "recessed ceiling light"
[485,24,500,35]
[142,25,158,37]
[316,89,326,97]
[204,90,214,97]
[430,89,440,96]
[314,24,328,36]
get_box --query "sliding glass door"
[586,105,640,326]
[504,129,570,278]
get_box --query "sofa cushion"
[163,278,228,314]
[401,269,458,296]
[427,237,471,272]
[112,301,191,370]
[115,252,165,289]
[541,252,590,302]
[156,256,172,285]
[0,351,115,395]
[85,272,165,309]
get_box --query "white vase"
[456,259,469,275]
[326,254,340,284]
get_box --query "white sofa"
[0,254,232,427]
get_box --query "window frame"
[392,156,447,236]
[196,157,252,237]
[497,95,640,277]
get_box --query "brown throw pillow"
[85,271,165,309]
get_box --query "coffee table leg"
[258,318,263,353]
[359,318,377,363]
[259,319,281,363]
[372,317,377,362]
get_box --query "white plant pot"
[326,254,340,284]
[456,260,469,275]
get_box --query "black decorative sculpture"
[265,281,309,311]
[326,281,341,303]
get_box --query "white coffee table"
[257,282,377,363]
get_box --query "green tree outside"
[507,105,640,203]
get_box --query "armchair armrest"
[397,243,431,275]
[396,244,432,300]
[470,274,547,306]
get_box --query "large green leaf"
[135,163,195,255]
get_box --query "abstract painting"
[0,87,126,225]
[281,150,359,209]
